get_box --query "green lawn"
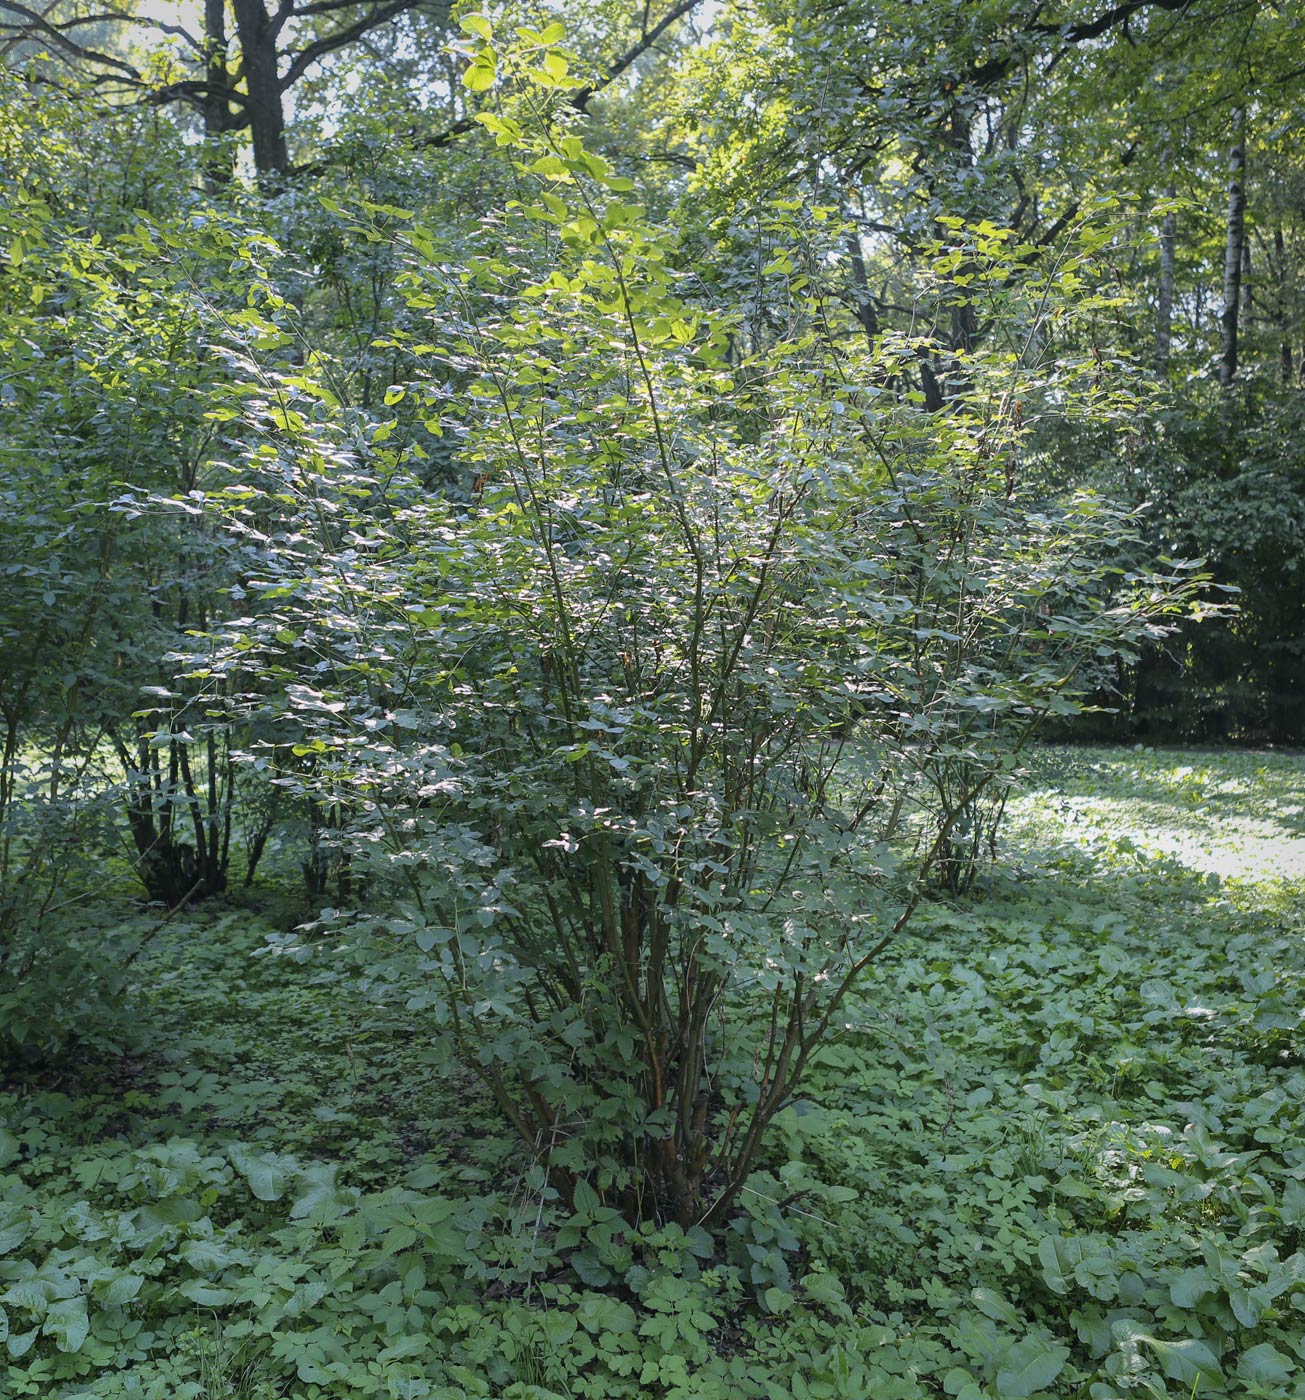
[1,746,1302,1399]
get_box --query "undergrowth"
[1,746,1302,1398]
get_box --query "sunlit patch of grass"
[1008,744,1305,886]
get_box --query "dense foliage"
[1,749,1302,1397]
[1,0,1303,1395]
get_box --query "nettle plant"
[190,23,1209,1230]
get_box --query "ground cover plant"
[1,744,1301,1399]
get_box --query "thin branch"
[0,0,139,76]
[418,0,702,153]
[1034,0,1196,45]
[290,0,391,17]
[52,9,203,48]
[571,0,702,111]
[968,0,1197,86]
[278,0,423,90]
[146,77,242,112]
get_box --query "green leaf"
[414,925,452,952]
[801,1272,847,1309]
[1280,1178,1305,1227]
[228,1144,292,1202]
[98,1274,144,1307]
[290,1162,358,1222]
[177,1281,235,1307]
[1117,1325,1222,1387]
[0,1130,18,1169]
[43,1296,89,1353]
[1229,1283,1269,1328]
[994,1336,1070,1397]
[571,1253,612,1288]
[762,1286,793,1314]
[1236,1343,1295,1390]
[7,1327,37,1360]
[1037,1235,1076,1293]
[542,1311,577,1345]
[1154,1337,1223,1386]
[971,1286,1021,1326]
[572,1177,600,1217]
[0,1209,30,1253]
[462,57,496,92]
[577,1295,636,1334]
[136,1197,203,1231]
[1169,1267,1215,1308]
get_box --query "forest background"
[0,0,1303,1397]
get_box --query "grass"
[1013,745,1305,886]
[1,744,1302,1398]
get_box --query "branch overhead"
[278,0,436,91]
[423,0,704,149]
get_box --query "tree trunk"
[201,0,235,185]
[1274,227,1295,387]
[845,231,879,344]
[232,0,289,181]
[943,99,978,393]
[1218,109,1246,387]
[1241,232,1252,319]
[1156,183,1176,369]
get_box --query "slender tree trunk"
[1273,227,1295,387]
[201,0,235,186]
[1218,108,1246,387]
[919,359,945,412]
[845,230,879,345]
[1156,183,1176,369]
[946,101,979,363]
[232,0,289,181]
[1241,235,1252,319]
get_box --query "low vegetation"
[2,746,1300,1399]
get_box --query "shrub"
[184,34,1209,1228]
